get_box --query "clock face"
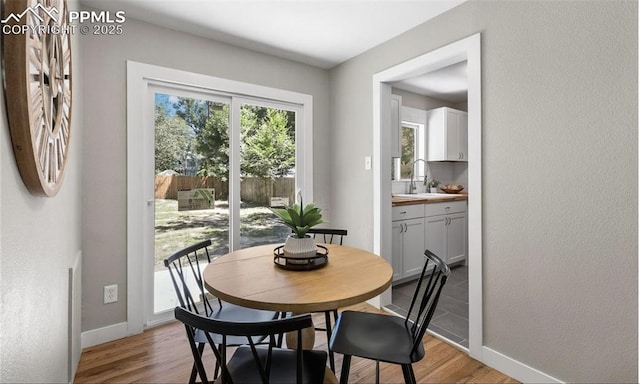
[3,0,73,197]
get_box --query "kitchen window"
[392,120,426,181]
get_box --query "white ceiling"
[80,0,468,101]
[391,61,468,103]
[80,0,466,69]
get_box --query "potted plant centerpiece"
[271,195,324,260]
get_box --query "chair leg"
[188,363,198,384]
[375,360,380,384]
[339,355,352,384]
[401,364,416,384]
[325,311,335,372]
[213,359,220,380]
[191,343,209,384]
[189,343,205,384]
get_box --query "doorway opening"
[372,33,482,358]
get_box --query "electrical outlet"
[104,284,118,304]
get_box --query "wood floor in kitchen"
[388,265,469,348]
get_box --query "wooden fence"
[155,175,295,206]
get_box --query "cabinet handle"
[400,211,407,215]
[404,223,408,232]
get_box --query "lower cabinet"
[424,202,467,265]
[392,206,425,282]
[446,213,467,264]
[393,201,467,283]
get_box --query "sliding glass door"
[147,86,301,323]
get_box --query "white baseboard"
[81,322,129,349]
[482,346,563,383]
[68,251,82,383]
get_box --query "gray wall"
[0,0,83,381]
[80,17,331,331]
[330,0,637,382]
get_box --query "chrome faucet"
[408,158,431,194]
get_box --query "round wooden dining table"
[203,243,393,349]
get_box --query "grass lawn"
[154,199,290,271]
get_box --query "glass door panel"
[153,91,230,314]
[239,103,296,248]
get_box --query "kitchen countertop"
[392,193,468,206]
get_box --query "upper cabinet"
[390,94,402,158]
[427,107,468,162]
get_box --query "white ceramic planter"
[283,235,317,260]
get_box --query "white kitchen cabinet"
[424,201,467,265]
[427,107,468,162]
[391,221,403,281]
[424,215,446,264]
[401,218,426,277]
[391,205,425,281]
[390,94,402,158]
[446,212,467,264]
[392,200,467,283]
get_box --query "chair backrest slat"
[403,249,450,355]
[164,239,215,316]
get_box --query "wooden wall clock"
[3,0,73,196]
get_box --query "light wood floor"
[74,303,517,383]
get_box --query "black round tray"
[273,244,329,271]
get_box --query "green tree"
[154,104,191,173]
[173,98,296,179]
[400,126,415,179]
[241,108,295,178]
[175,99,230,179]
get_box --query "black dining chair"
[329,249,450,384]
[164,240,281,382]
[175,307,328,384]
[306,228,347,246]
[305,227,347,373]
